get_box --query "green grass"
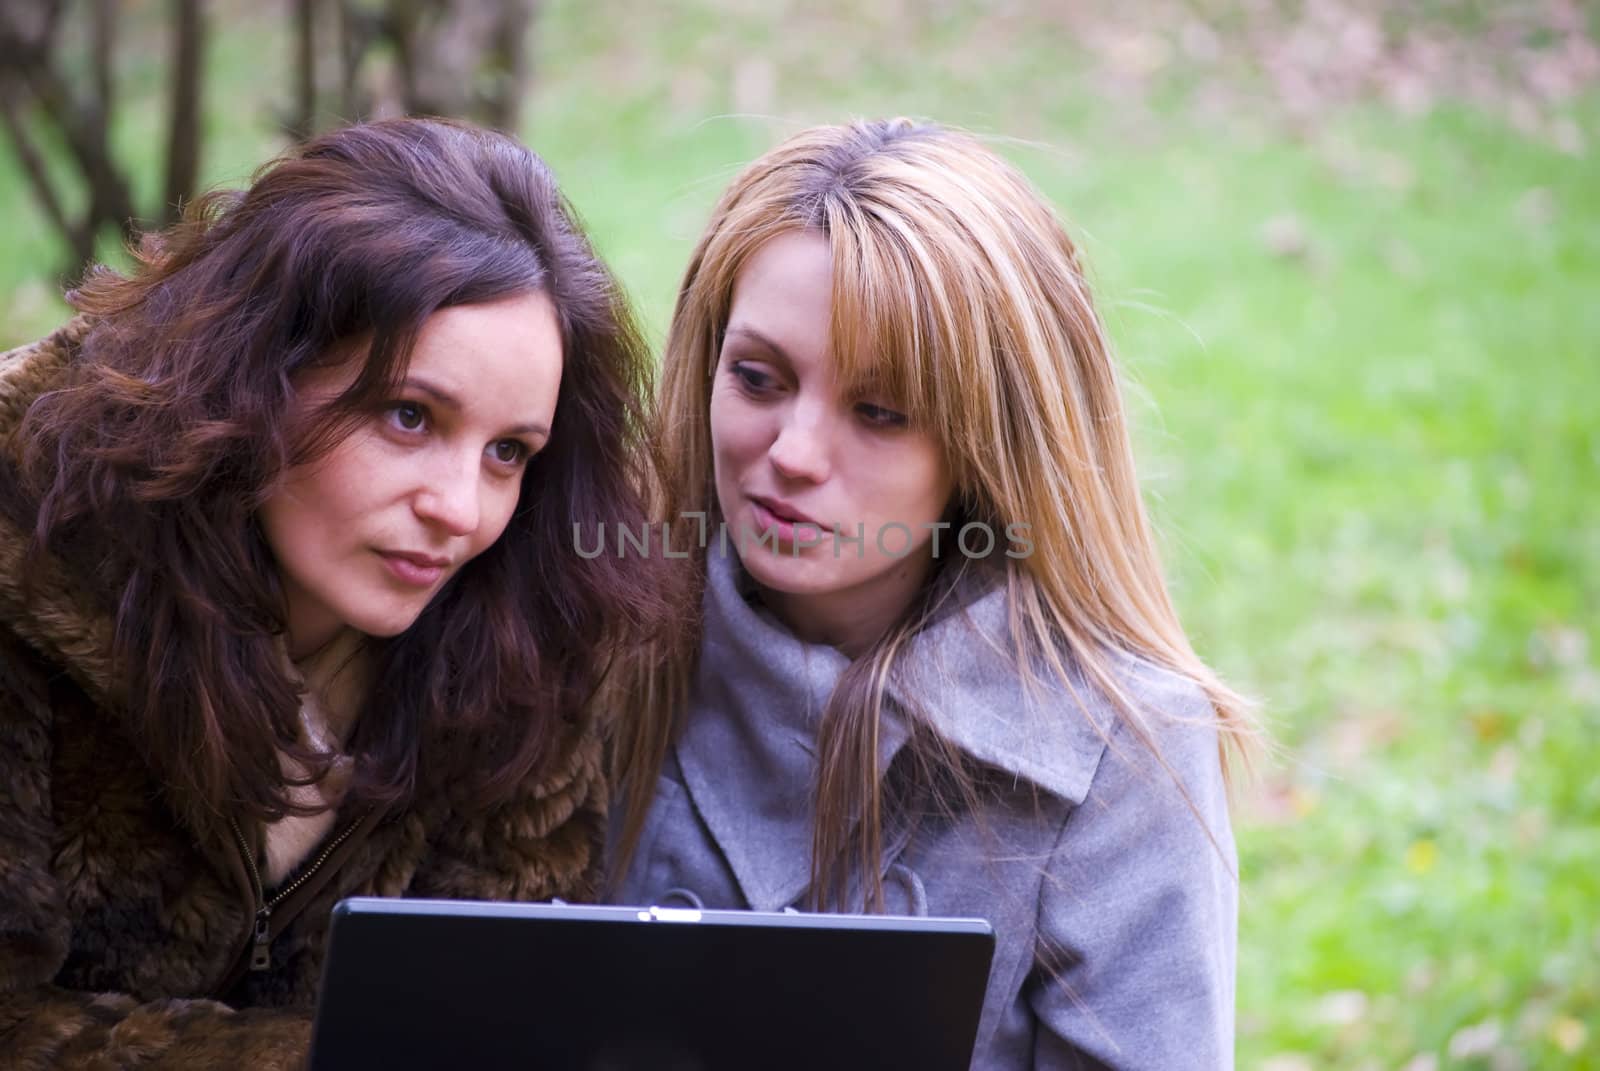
[2,2,1596,1066]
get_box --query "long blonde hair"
[614,118,1254,908]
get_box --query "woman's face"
[710,229,954,651]
[260,291,564,659]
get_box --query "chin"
[363,619,421,640]
[340,601,431,640]
[736,551,854,599]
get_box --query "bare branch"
[0,86,91,264]
[9,43,138,238]
[0,0,65,60]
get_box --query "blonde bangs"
[824,201,934,426]
[824,186,1008,498]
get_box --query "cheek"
[260,469,333,556]
[296,435,382,509]
[879,442,953,522]
[260,439,383,554]
[258,487,343,603]
[473,480,524,554]
[708,388,768,470]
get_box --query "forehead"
[724,229,913,404]
[410,293,561,367]
[296,292,563,425]
[726,230,833,366]
[405,292,564,420]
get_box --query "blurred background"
[2,1,1596,1066]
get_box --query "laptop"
[309,897,995,1071]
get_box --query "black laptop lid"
[309,898,995,1071]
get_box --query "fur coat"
[0,322,607,1069]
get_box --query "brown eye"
[855,401,908,428]
[490,440,527,465]
[730,362,777,393]
[387,402,427,432]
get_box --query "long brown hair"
[4,118,670,834]
[615,118,1255,909]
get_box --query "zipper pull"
[250,908,272,971]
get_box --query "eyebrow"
[723,325,794,366]
[725,324,891,400]
[404,376,550,439]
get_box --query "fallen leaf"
[1470,710,1509,741]
[1405,838,1438,875]
[1315,989,1370,1027]
[1551,1016,1587,1053]
[1261,1056,1315,1071]
[1448,1019,1503,1060]
[1488,745,1519,786]
[1514,187,1558,227]
[1261,214,1310,259]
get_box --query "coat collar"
[674,544,1115,910]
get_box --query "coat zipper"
[230,812,368,972]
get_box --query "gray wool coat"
[611,549,1239,1070]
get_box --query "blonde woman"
[610,118,1251,1069]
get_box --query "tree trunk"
[291,0,316,139]
[163,0,204,225]
[484,0,536,132]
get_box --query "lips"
[380,550,451,569]
[376,549,452,587]
[747,494,821,527]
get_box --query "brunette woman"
[0,117,667,1067]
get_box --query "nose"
[767,401,833,484]
[412,448,482,537]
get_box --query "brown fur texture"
[0,324,607,1069]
